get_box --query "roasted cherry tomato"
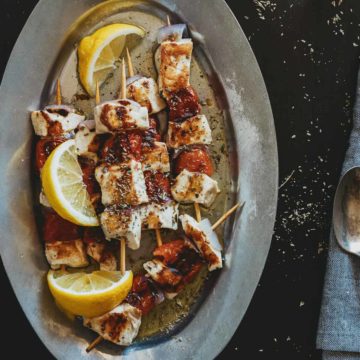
[168,86,201,121]
[126,275,163,315]
[35,137,65,171]
[174,147,214,176]
[101,132,143,163]
[43,210,81,243]
[144,171,171,203]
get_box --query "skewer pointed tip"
[86,335,103,353]
[211,202,244,231]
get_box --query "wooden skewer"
[194,202,202,222]
[95,80,100,105]
[126,50,163,247]
[126,47,135,78]
[116,62,128,274]
[155,228,163,247]
[86,336,103,353]
[166,15,171,26]
[120,58,127,99]
[212,203,242,231]
[120,238,126,275]
[56,79,62,105]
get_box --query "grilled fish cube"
[180,214,222,271]
[83,303,142,346]
[100,207,142,250]
[74,124,99,161]
[141,141,170,173]
[45,239,89,270]
[31,105,84,137]
[86,242,117,271]
[94,99,149,134]
[127,76,166,114]
[159,39,193,97]
[143,259,182,299]
[167,115,212,148]
[140,201,179,230]
[171,169,220,207]
[95,160,149,206]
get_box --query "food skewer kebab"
[93,59,149,251]
[32,80,94,271]
[86,80,138,352]
[125,47,179,247]
[156,18,220,221]
[85,202,241,351]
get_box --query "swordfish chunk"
[153,239,203,283]
[74,123,100,161]
[95,160,149,207]
[94,99,149,134]
[171,169,220,207]
[143,259,183,299]
[83,227,117,271]
[83,303,142,346]
[127,76,166,114]
[141,141,170,173]
[180,214,222,271]
[31,105,84,137]
[140,201,179,231]
[100,206,142,250]
[158,39,193,98]
[167,115,212,148]
[143,239,204,299]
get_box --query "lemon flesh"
[48,270,133,318]
[41,140,99,226]
[78,23,146,96]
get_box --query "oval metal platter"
[0,0,278,359]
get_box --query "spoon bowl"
[333,166,360,257]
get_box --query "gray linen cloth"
[317,70,360,359]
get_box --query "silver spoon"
[333,166,360,256]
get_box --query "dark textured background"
[1,1,360,359]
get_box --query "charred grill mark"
[153,240,204,283]
[126,275,164,315]
[101,313,127,341]
[100,104,131,131]
[144,171,171,203]
[47,108,69,117]
[118,100,131,106]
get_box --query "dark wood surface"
[1,1,360,359]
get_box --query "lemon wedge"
[78,23,146,96]
[48,270,133,318]
[41,139,99,226]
